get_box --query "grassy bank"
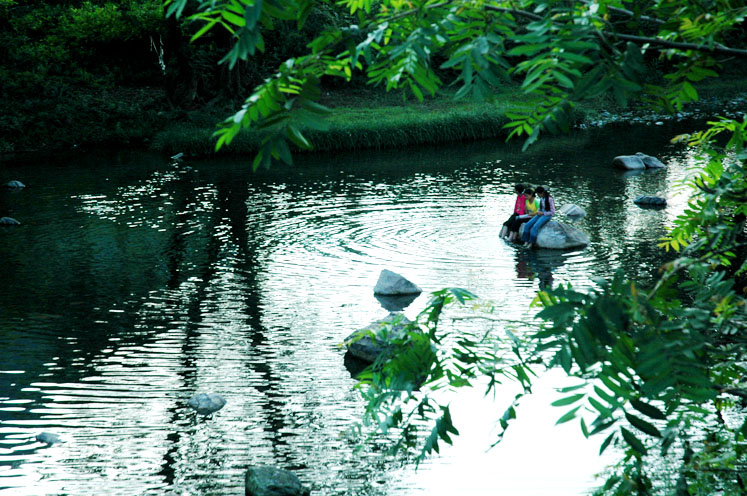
[150,89,557,157]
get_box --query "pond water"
[0,122,700,495]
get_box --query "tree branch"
[615,33,747,57]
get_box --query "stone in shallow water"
[558,203,586,220]
[635,152,666,169]
[36,432,61,445]
[245,465,310,496]
[188,393,226,415]
[634,196,667,207]
[4,180,25,188]
[344,313,412,363]
[373,269,422,295]
[0,217,20,226]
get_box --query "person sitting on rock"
[507,188,540,242]
[522,186,555,248]
[499,183,526,239]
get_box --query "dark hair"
[523,188,535,196]
[535,186,545,195]
[514,183,526,194]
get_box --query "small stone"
[634,196,667,207]
[4,180,25,188]
[0,217,21,226]
[36,432,61,445]
[188,393,226,415]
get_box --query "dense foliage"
[164,0,747,493]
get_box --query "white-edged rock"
[4,180,25,188]
[0,217,20,226]
[558,203,586,220]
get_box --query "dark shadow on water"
[374,293,420,312]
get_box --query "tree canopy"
[164,0,747,493]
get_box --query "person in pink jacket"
[500,184,526,239]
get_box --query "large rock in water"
[344,313,412,363]
[373,269,422,295]
[635,152,666,169]
[246,466,310,496]
[188,393,226,415]
[520,221,589,249]
[613,155,646,170]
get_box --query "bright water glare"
[0,122,700,495]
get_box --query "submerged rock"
[635,152,666,169]
[373,269,422,295]
[187,393,226,415]
[520,221,589,249]
[0,217,20,226]
[634,196,667,207]
[245,465,310,496]
[36,432,61,445]
[344,313,413,363]
[4,180,25,189]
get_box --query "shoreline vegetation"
[3,75,746,161]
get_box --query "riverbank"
[2,75,746,160]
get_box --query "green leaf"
[599,432,615,455]
[551,393,585,407]
[624,411,662,438]
[620,427,648,455]
[556,405,582,425]
[629,398,666,420]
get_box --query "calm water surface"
[0,124,699,495]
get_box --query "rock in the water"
[344,313,412,363]
[188,393,226,415]
[373,269,422,295]
[635,152,666,169]
[634,196,667,207]
[4,180,25,188]
[245,465,310,496]
[613,155,646,170]
[374,293,419,312]
[558,203,586,220]
[36,432,61,445]
[0,217,20,226]
[520,221,589,249]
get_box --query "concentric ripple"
[0,129,697,495]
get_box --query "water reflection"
[0,123,701,495]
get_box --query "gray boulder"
[634,196,667,207]
[635,152,666,169]
[36,432,61,445]
[613,155,646,170]
[245,466,310,496]
[344,313,412,363]
[4,180,25,188]
[520,221,589,249]
[0,217,20,226]
[373,269,422,295]
[187,393,226,415]
[558,203,586,220]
